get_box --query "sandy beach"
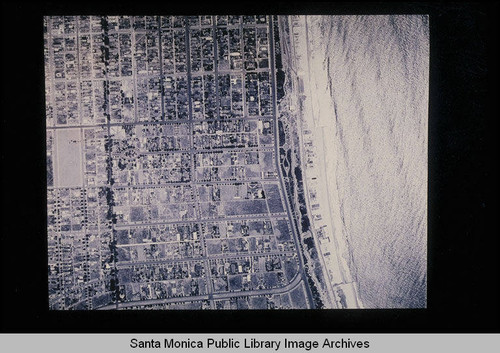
[289,15,363,308]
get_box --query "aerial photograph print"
[44,14,428,311]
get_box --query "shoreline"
[286,15,363,308]
[297,15,428,309]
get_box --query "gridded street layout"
[45,16,312,310]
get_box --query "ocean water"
[308,15,429,308]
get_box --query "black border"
[1,1,498,333]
